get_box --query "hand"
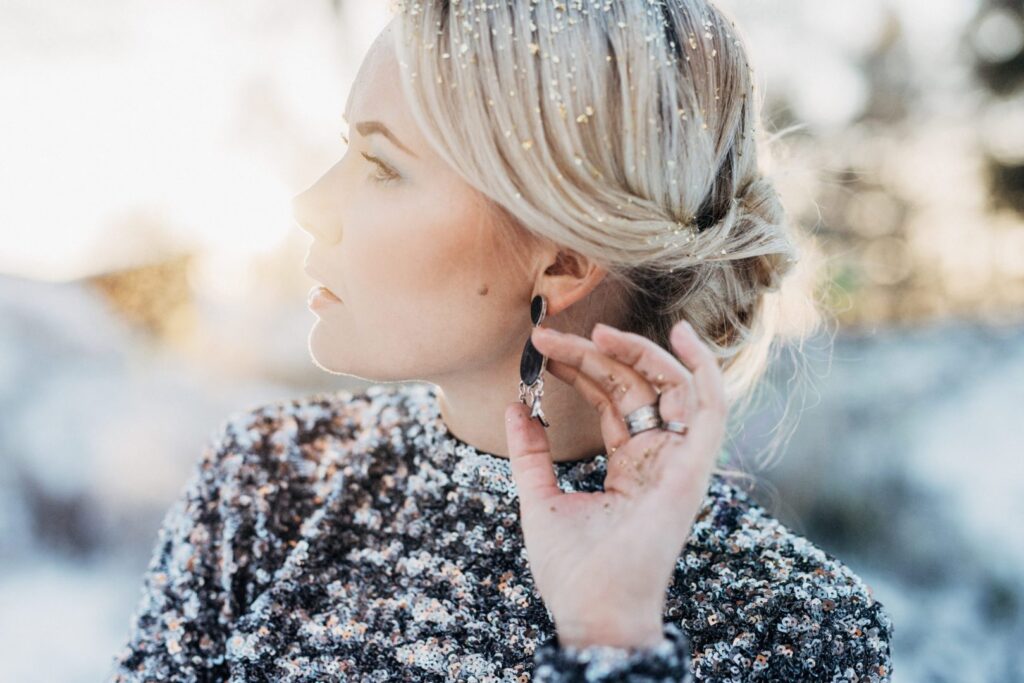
[504,320,727,649]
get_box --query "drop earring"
[518,294,551,428]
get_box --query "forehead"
[346,24,389,112]
[345,23,401,121]
[344,23,439,162]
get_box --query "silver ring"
[663,420,689,436]
[624,403,662,436]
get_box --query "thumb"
[505,402,561,510]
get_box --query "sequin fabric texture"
[109,383,894,682]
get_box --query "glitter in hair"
[388,0,814,475]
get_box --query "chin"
[307,323,351,375]
[306,325,398,382]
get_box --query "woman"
[111,1,894,680]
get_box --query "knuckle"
[595,397,614,416]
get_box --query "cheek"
[345,188,524,354]
[343,195,460,306]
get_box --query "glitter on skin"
[110,383,894,681]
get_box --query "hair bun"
[747,175,795,292]
[706,174,794,295]
[737,175,785,227]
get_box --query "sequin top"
[109,382,894,682]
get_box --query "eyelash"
[340,133,400,186]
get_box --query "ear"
[536,247,609,319]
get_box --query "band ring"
[624,403,662,437]
[623,403,690,438]
[662,420,689,436]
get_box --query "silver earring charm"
[518,294,551,428]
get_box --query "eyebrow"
[342,112,418,160]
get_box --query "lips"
[308,285,343,307]
[303,266,343,302]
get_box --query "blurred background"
[1,0,1021,680]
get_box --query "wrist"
[555,615,666,650]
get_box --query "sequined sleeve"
[532,621,694,682]
[108,417,242,682]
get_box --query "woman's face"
[292,20,539,383]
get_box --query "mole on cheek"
[477,284,489,296]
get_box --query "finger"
[647,323,727,501]
[588,321,722,506]
[654,429,714,497]
[530,326,659,421]
[668,321,727,419]
[543,357,632,454]
[504,401,562,511]
[542,357,654,497]
[589,323,699,423]
[602,429,675,498]
[590,322,693,390]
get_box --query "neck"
[433,371,607,464]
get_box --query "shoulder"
[186,385,413,603]
[205,383,412,478]
[671,475,894,682]
[199,382,429,506]
[210,386,375,457]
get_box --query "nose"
[291,180,341,244]
[292,191,325,242]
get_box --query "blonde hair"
[391,0,825,486]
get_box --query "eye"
[360,152,401,185]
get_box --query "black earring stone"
[518,294,551,428]
[520,337,545,386]
[520,295,547,386]
[530,294,546,326]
